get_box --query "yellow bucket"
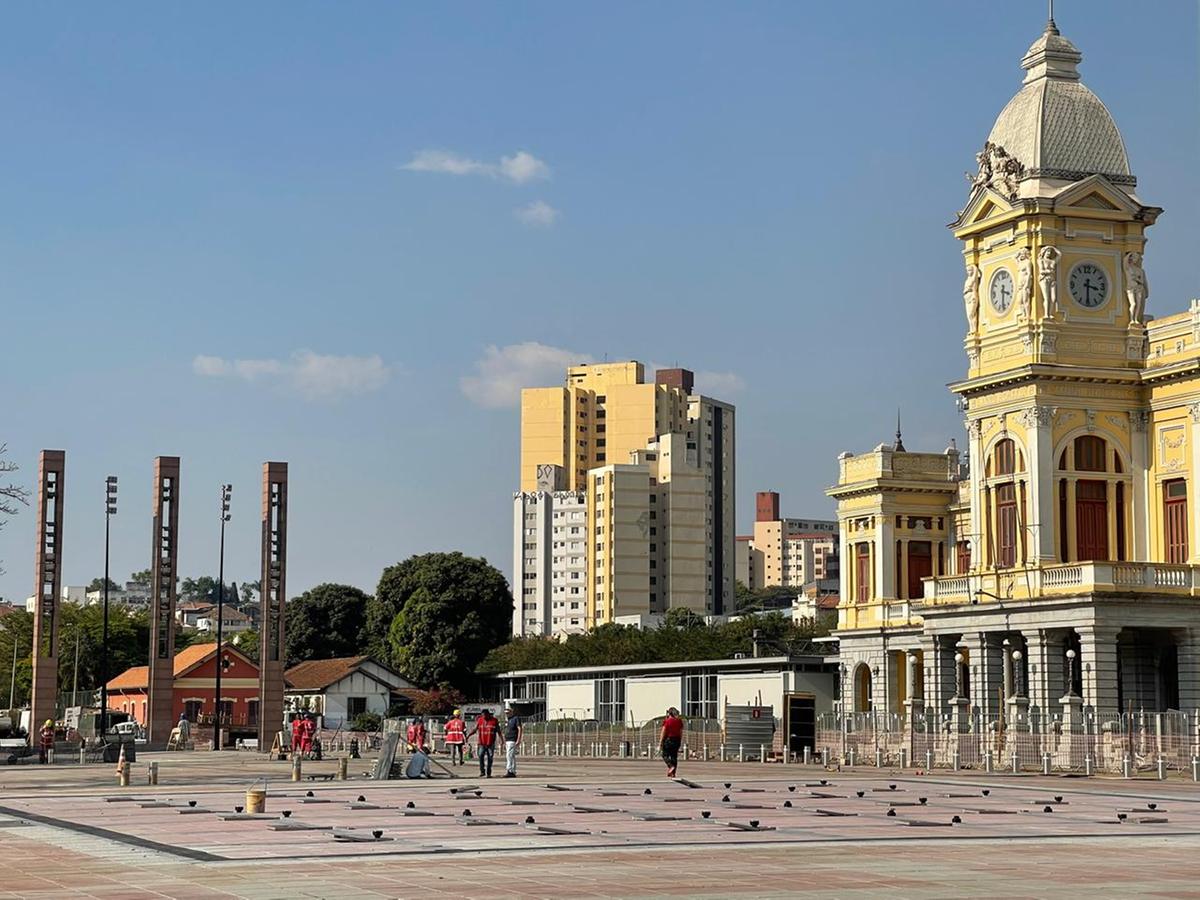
[245,788,266,814]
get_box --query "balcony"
[921,561,1200,606]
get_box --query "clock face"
[1069,262,1110,309]
[989,269,1014,315]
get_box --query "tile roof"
[106,642,252,691]
[284,656,371,691]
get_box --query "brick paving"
[2,754,1200,897]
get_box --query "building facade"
[737,491,838,590]
[517,362,736,634]
[829,16,1200,727]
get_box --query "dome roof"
[984,20,1134,192]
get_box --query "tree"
[232,629,259,658]
[180,576,236,603]
[86,578,120,594]
[285,584,370,666]
[0,444,30,576]
[129,570,151,589]
[407,685,465,716]
[368,552,512,690]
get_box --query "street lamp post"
[100,476,117,738]
[213,484,231,750]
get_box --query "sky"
[1,1,1197,603]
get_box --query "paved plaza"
[1,753,1200,897]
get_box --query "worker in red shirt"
[466,709,499,777]
[290,716,303,756]
[443,710,466,766]
[659,707,684,778]
[38,720,55,765]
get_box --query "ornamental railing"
[920,561,1200,606]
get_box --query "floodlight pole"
[213,484,231,749]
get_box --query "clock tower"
[951,14,1161,565]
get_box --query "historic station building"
[829,15,1198,727]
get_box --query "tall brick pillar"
[147,457,181,745]
[258,462,288,746]
[30,450,65,734]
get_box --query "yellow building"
[829,15,1200,724]
[518,362,736,633]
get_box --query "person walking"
[38,720,55,765]
[502,706,522,778]
[659,707,684,778]
[176,711,191,749]
[444,709,466,766]
[467,709,500,778]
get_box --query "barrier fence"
[816,710,1200,775]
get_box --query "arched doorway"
[853,663,873,712]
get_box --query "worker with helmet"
[444,709,466,766]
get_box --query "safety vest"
[476,717,498,747]
[444,718,465,744]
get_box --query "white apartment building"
[512,464,588,637]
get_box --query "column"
[877,519,894,601]
[1026,406,1057,561]
[899,538,910,601]
[258,462,288,749]
[1177,628,1200,713]
[1192,405,1200,563]
[1106,480,1118,562]
[1065,479,1078,562]
[969,633,1003,718]
[1077,624,1122,721]
[1023,628,1063,722]
[967,419,985,568]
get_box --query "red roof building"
[106,642,261,730]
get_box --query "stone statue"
[1124,250,1149,325]
[1037,246,1061,317]
[1015,248,1034,321]
[963,263,980,331]
[967,141,1025,201]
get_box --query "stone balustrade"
[920,561,1200,605]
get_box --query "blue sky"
[2,1,1197,602]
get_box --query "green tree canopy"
[285,583,370,667]
[478,612,824,674]
[180,576,237,603]
[129,569,152,589]
[368,552,512,690]
[86,577,121,594]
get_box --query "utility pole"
[213,484,231,750]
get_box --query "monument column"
[30,450,65,735]
[147,457,181,745]
[258,462,288,747]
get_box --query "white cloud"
[461,342,593,409]
[694,370,746,396]
[400,149,549,184]
[514,200,559,227]
[193,351,390,400]
[649,362,746,398]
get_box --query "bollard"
[118,761,130,787]
[899,747,908,769]
[985,750,994,774]
[952,749,960,772]
[79,745,85,766]
[761,744,767,765]
[925,749,933,772]
[148,762,159,785]
[338,757,348,780]
[848,748,856,768]
[1085,754,1094,777]
[1011,753,1019,774]
[739,743,745,763]
[875,748,883,768]
[1122,755,1132,779]
[1042,752,1051,776]
[720,745,726,762]
[1158,756,1167,781]
[1192,756,1199,783]
[292,754,302,782]
[803,746,812,766]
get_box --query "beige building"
[737,491,838,590]
[518,362,736,633]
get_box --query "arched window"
[1057,434,1129,562]
[987,439,1024,568]
[853,664,873,713]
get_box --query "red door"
[907,541,932,600]
[996,484,1017,568]
[1076,480,1108,561]
[855,545,870,603]
[1165,480,1188,564]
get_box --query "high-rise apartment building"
[512,465,588,637]
[737,491,839,590]
[517,362,736,634]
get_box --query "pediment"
[955,187,1016,228]
[1053,174,1141,216]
